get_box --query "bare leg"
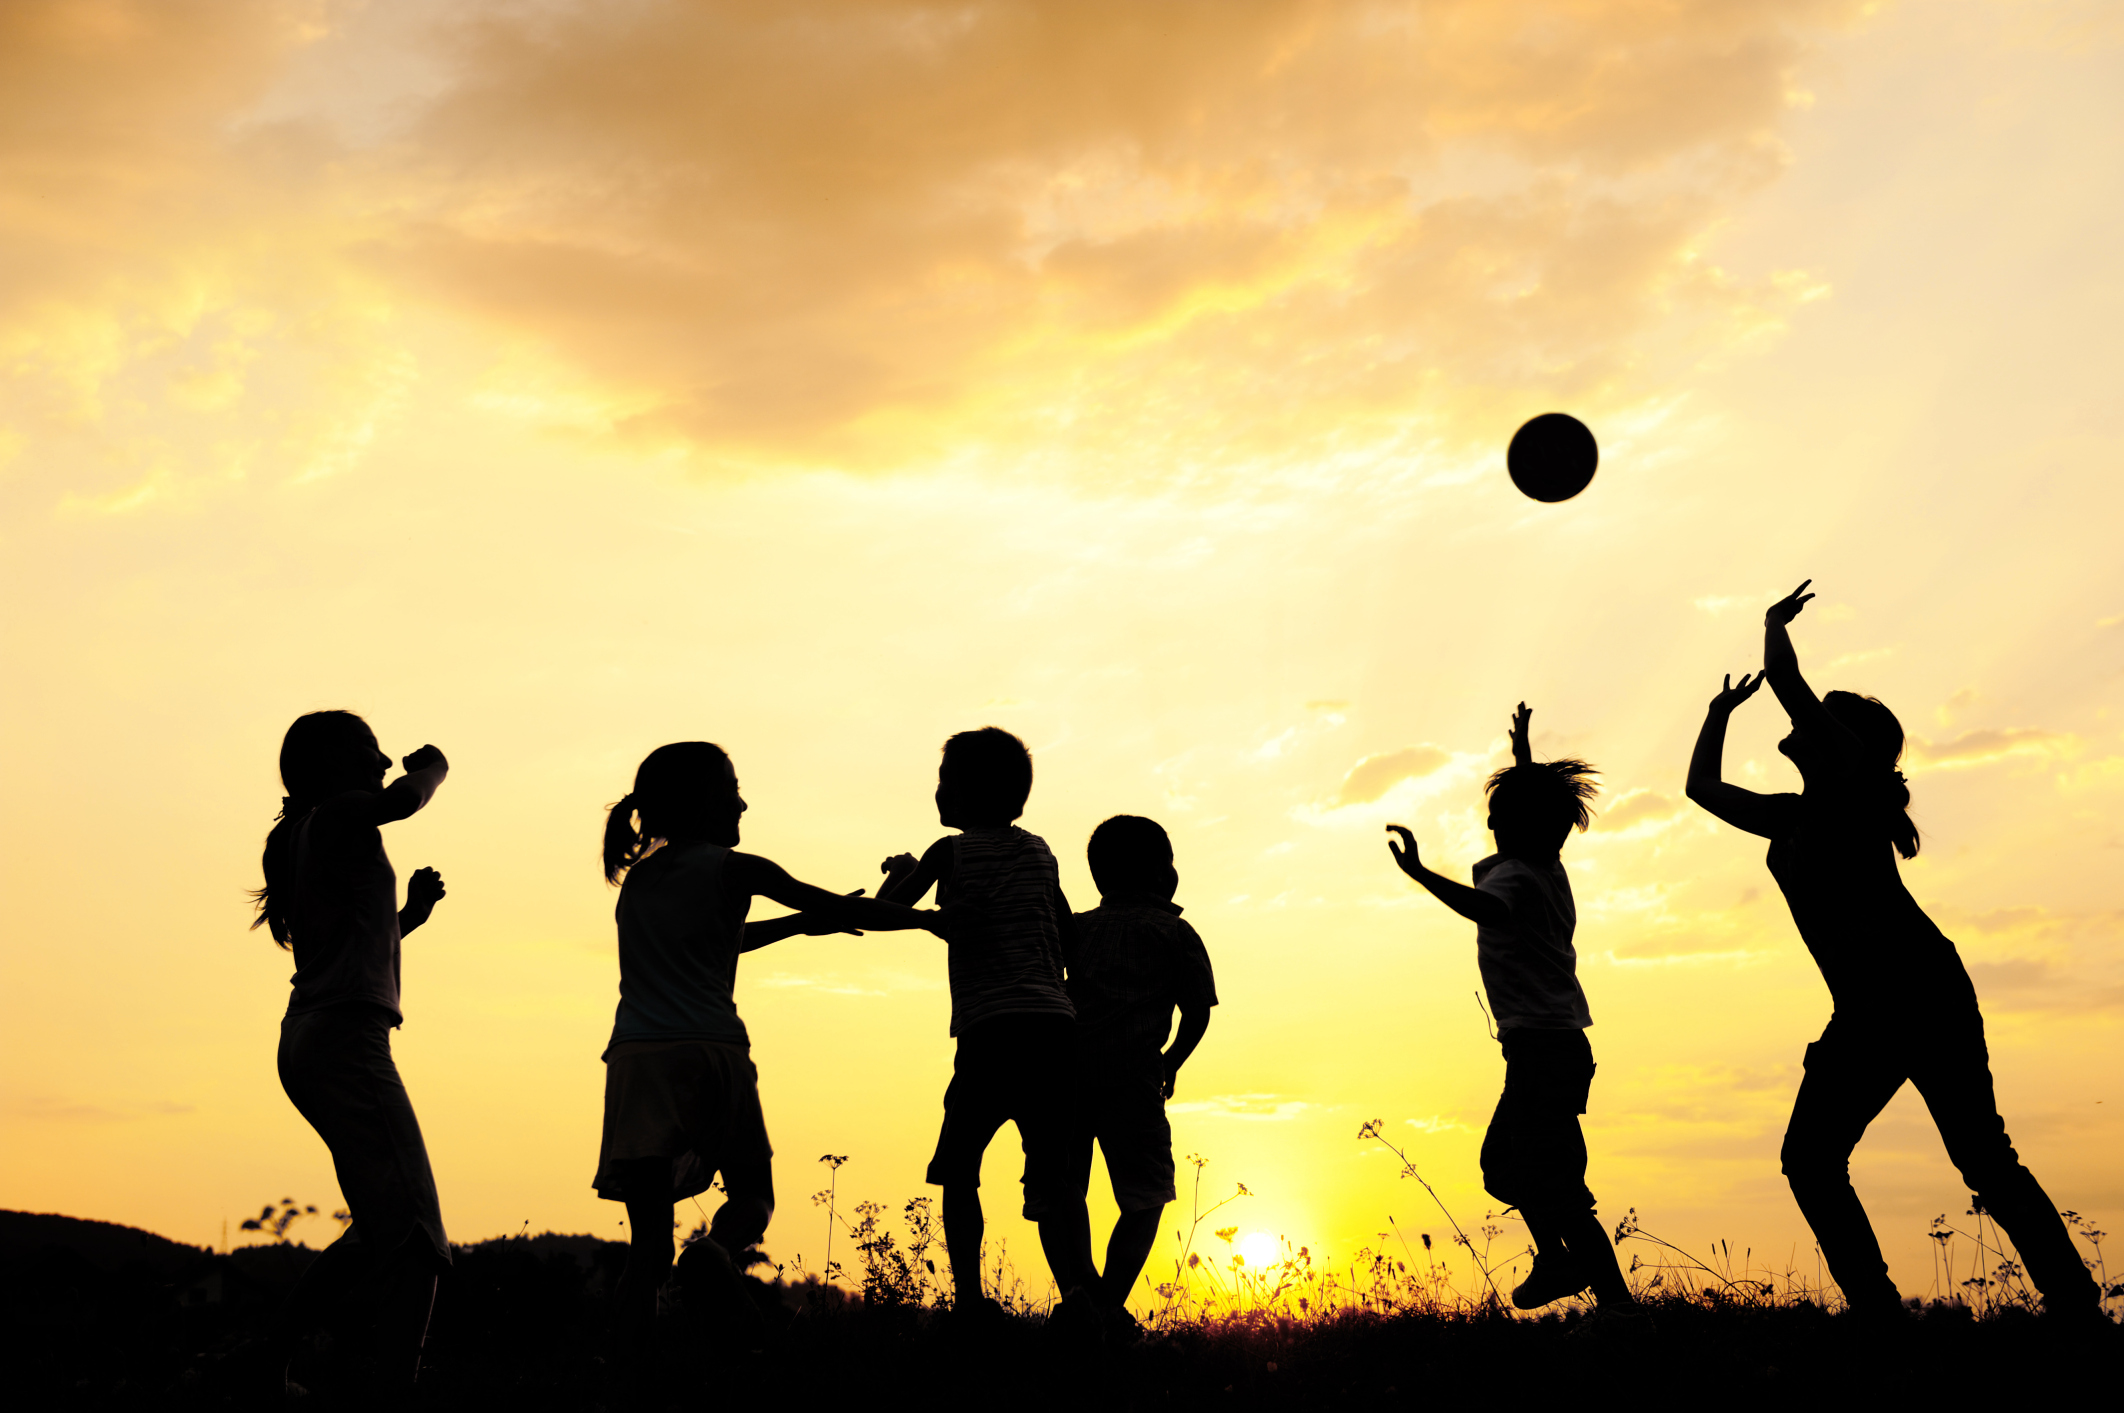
[707,1196,772,1258]
[1099,1207,1164,1307]
[1036,1197,1097,1297]
[613,1159,675,1378]
[942,1183,986,1304]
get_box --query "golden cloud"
[1907,727,2078,771]
[1,0,1871,503]
[1331,745,1453,806]
[1594,787,1684,832]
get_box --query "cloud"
[1168,1093,1316,1122]
[3,0,1875,507]
[1594,788,1685,832]
[1907,727,2078,770]
[1329,745,1453,807]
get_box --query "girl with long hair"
[594,741,957,1384]
[254,709,452,1391]
[1686,583,2098,1321]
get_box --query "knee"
[1779,1135,1846,1186]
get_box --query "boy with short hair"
[878,727,1097,1321]
[1063,815,1217,1325]
[1385,703,1638,1314]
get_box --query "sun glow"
[1236,1232,1280,1269]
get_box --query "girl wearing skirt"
[596,742,955,1380]
[253,710,452,1390]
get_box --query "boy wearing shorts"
[1385,704,1639,1315]
[1063,815,1217,1327]
[879,727,1097,1322]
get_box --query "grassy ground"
[2,1210,2115,1410]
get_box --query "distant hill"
[0,1210,207,1275]
[0,1210,624,1273]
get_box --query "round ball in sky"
[1506,413,1599,503]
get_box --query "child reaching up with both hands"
[1386,704,1640,1318]
[594,741,959,1388]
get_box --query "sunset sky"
[4,0,2122,1307]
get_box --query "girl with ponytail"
[593,742,958,1388]
[251,711,454,1392]
[1687,583,2099,1322]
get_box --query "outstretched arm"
[1685,673,1787,837]
[1508,702,1533,767]
[1384,826,1510,929]
[729,854,947,935]
[1761,582,1866,766]
[741,890,867,950]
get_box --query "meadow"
[5,1137,2115,1409]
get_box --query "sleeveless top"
[1761,789,1974,1014]
[940,826,1075,1035]
[285,798,404,1024]
[606,840,752,1057]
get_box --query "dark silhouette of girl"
[595,741,958,1387]
[253,710,452,1391]
[1686,583,2098,1320]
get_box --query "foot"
[1102,1304,1146,1345]
[945,1293,1014,1334]
[1567,1302,1656,1340]
[1046,1287,1107,1351]
[1512,1254,1590,1310]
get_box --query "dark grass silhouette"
[6,1208,2114,1410]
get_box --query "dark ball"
[1507,413,1598,503]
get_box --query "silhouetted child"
[877,727,1098,1323]
[1386,704,1638,1315]
[596,742,956,1382]
[1061,815,1217,1331]
[252,711,452,1393]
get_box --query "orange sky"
[4,0,2121,1306]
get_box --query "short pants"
[925,1013,1076,1219]
[1058,1046,1176,1214]
[1478,1026,1598,1214]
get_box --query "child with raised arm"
[1061,815,1217,1332]
[253,711,452,1394]
[1685,582,2101,1322]
[596,741,958,1381]
[1386,704,1639,1316]
[876,727,1099,1327]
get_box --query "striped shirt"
[939,826,1075,1035]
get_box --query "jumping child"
[596,741,958,1378]
[1061,815,1217,1332]
[1386,703,1639,1314]
[1685,582,2101,1321]
[254,710,453,1393]
[877,727,1099,1325]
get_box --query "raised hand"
[1385,825,1424,880]
[1709,671,1765,714]
[402,744,448,775]
[1508,702,1533,766]
[879,852,917,880]
[1765,580,1815,628]
[401,866,446,933]
[407,866,446,908]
